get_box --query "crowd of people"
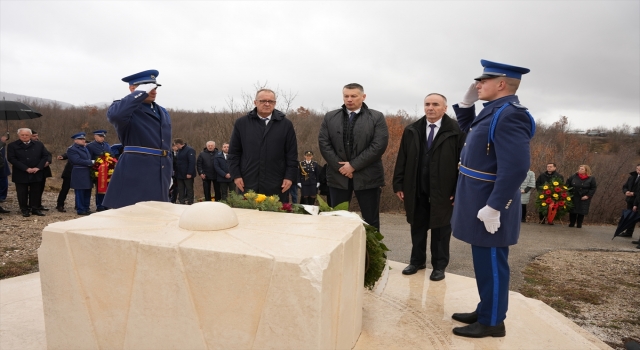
[1,63,638,339]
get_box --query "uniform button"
[464,143,466,146]
[469,128,472,131]
[162,166,164,168]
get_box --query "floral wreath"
[535,177,573,218]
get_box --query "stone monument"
[38,201,365,349]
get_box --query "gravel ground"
[1,183,639,348]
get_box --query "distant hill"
[0,91,110,109]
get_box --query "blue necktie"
[349,112,356,123]
[427,124,436,150]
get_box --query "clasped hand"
[338,161,354,179]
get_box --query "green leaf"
[334,201,349,211]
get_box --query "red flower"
[561,192,567,198]
[558,201,565,206]
[555,187,561,192]
[545,198,553,204]
[545,190,552,195]
[281,203,292,212]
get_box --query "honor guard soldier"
[450,60,535,338]
[297,151,320,205]
[103,69,172,209]
[67,132,94,215]
[86,129,111,211]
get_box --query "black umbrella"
[612,209,640,240]
[0,98,43,137]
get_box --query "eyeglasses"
[257,100,276,105]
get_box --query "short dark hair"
[173,138,185,145]
[343,83,364,93]
[31,130,38,135]
[547,163,557,167]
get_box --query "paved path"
[379,213,639,290]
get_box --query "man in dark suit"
[393,93,464,281]
[29,130,52,211]
[622,164,640,238]
[450,60,535,338]
[6,128,50,217]
[173,138,196,205]
[214,142,234,201]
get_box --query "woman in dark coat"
[566,164,597,228]
[297,151,320,205]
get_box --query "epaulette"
[510,102,527,109]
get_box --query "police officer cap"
[475,59,530,81]
[71,132,86,139]
[92,129,107,136]
[121,69,162,86]
[304,151,314,156]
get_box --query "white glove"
[477,205,500,234]
[459,82,479,108]
[317,182,320,188]
[297,183,302,188]
[135,83,157,93]
[91,160,95,164]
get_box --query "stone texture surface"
[37,201,365,350]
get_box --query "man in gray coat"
[393,93,464,280]
[318,83,389,230]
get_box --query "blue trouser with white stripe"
[75,189,91,214]
[472,245,510,326]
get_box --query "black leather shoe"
[77,211,91,216]
[430,269,445,281]
[452,311,478,324]
[453,321,505,338]
[402,264,427,275]
[21,210,31,217]
[37,206,50,211]
[31,210,45,216]
[56,206,66,213]
[636,244,640,249]
[0,208,9,214]
[632,240,640,244]
[618,232,633,237]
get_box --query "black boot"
[576,214,584,228]
[569,213,576,227]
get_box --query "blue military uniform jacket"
[452,95,534,247]
[86,141,111,160]
[67,143,93,190]
[103,90,172,208]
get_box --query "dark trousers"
[625,201,637,235]
[177,178,194,204]
[218,182,235,202]
[74,188,91,214]
[15,182,44,211]
[290,186,298,204]
[472,245,510,326]
[94,181,106,210]
[569,213,585,227]
[169,177,178,203]
[521,204,527,222]
[409,194,451,269]
[202,178,214,201]
[27,178,47,209]
[329,181,381,230]
[0,176,8,200]
[56,177,71,208]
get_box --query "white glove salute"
[297,183,302,188]
[135,83,157,93]
[477,205,500,234]
[459,82,479,108]
[316,182,320,188]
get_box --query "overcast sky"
[1,1,638,130]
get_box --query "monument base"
[1,262,610,350]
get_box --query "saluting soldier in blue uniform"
[103,70,172,209]
[86,129,111,211]
[450,60,535,338]
[67,132,94,215]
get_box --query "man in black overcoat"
[228,88,298,203]
[393,93,464,280]
[622,164,640,238]
[6,128,49,217]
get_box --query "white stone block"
[38,201,365,349]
